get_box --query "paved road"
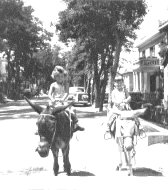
[0,96,168,179]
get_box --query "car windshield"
[69,87,84,93]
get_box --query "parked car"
[22,88,40,98]
[0,93,13,103]
[67,87,90,106]
[69,87,85,93]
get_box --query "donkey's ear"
[52,103,72,115]
[24,96,43,114]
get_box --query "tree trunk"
[91,51,100,108]
[108,37,122,108]
[91,78,94,105]
[99,78,108,112]
[6,51,12,97]
[99,63,109,112]
[87,78,91,102]
[94,64,100,108]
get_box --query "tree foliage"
[56,0,147,110]
[0,0,53,98]
[33,44,64,91]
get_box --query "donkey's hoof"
[54,172,58,176]
[66,169,71,176]
[128,172,133,176]
[116,166,120,171]
[64,167,71,176]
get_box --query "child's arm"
[122,88,131,103]
[48,83,55,103]
[61,81,69,102]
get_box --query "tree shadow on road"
[0,99,107,120]
[76,110,107,118]
[0,108,39,120]
[133,167,163,176]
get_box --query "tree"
[33,44,64,92]
[0,0,53,98]
[55,0,147,110]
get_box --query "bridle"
[117,117,137,151]
[39,114,57,149]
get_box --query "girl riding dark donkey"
[35,65,84,135]
[49,66,85,133]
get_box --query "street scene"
[0,96,168,178]
[1,1,168,189]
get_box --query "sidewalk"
[133,117,168,176]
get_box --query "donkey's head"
[117,108,147,151]
[24,97,72,157]
[119,119,137,151]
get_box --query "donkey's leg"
[127,151,133,176]
[52,148,59,176]
[62,145,71,176]
[116,139,123,171]
[123,150,129,166]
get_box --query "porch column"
[144,72,148,92]
[125,76,129,91]
[139,71,143,92]
[156,76,159,90]
[133,72,136,91]
[135,72,139,91]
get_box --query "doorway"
[150,75,156,92]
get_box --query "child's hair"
[51,65,68,80]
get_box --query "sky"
[23,0,168,59]
[23,0,66,31]
[23,0,67,48]
[136,0,168,44]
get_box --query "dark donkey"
[25,96,75,176]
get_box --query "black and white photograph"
[0,0,168,189]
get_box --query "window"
[142,50,146,58]
[150,46,155,57]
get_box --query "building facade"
[122,27,167,104]
[158,21,168,102]
[133,32,164,93]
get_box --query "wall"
[164,65,168,101]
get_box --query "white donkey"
[111,108,147,176]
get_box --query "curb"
[139,118,168,133]
[138,118,168,146]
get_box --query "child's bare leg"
[70,110,85,132]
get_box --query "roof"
[136,32,165,52]
[159,21,168,32]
